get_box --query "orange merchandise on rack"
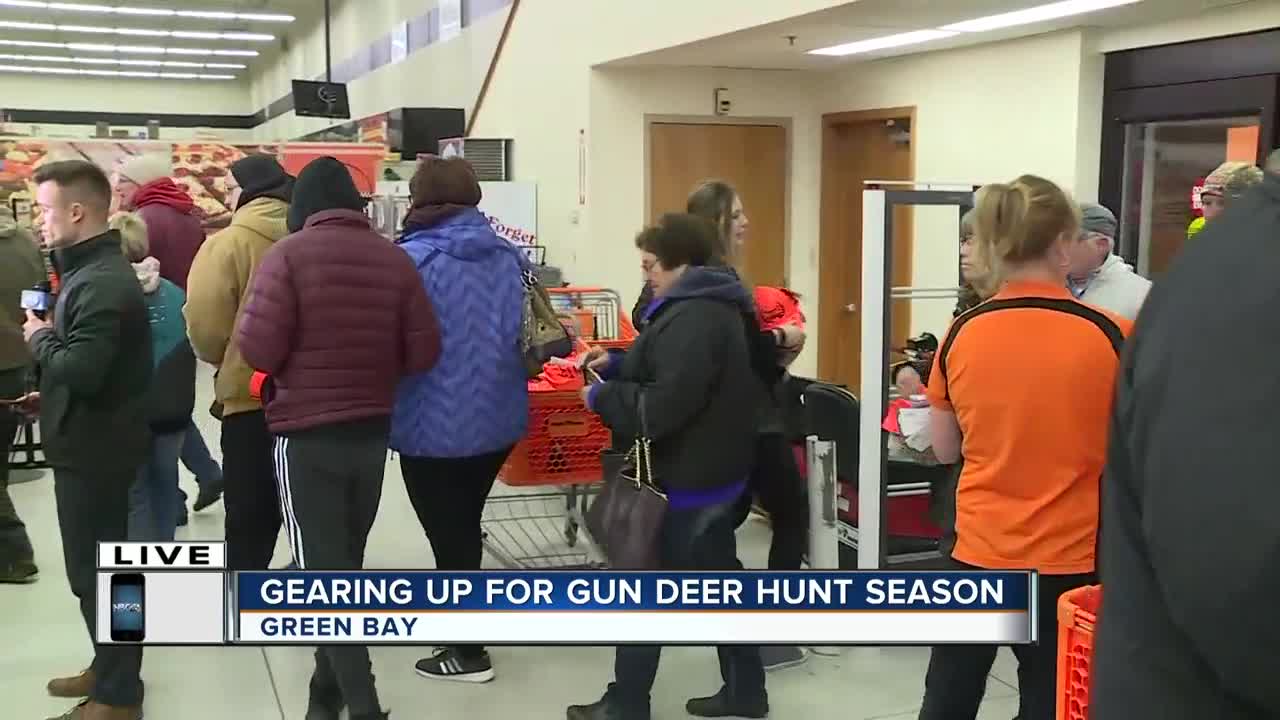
[1056,584,1101,720]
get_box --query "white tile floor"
[2,366,1021,719]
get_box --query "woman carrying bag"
[571,213,767,720]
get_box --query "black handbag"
[586,400,668,569]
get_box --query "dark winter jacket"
[1091,172,1280,720]
[634,273,783,432]
[29,231,151,472]
[0,216,46,371]
[133,257,195,434]
[593,267,763,493]
[236,209,442,434]
[391,208,528,458]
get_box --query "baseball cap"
[1080,202,1117,239]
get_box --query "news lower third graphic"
[97,543,1036,646]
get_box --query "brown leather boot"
[46,669,94,699]
[47,700,142,720]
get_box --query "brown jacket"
[184,197,288,417]
[0,218,47,372]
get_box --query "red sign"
[1190,177,1206,216]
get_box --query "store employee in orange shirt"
[916,175,1132,720]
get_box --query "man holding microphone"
[23,160,151,720]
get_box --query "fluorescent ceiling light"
[941,0,1143,33]
[808,29,957,56]
[0,37,259,56]
[0,1,293,22]
[0,19,274,40]
[0,51,243,68]
[0,62,233,79]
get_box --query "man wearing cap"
[1066,202,1152,321]
[185,154,293,571]
[112,153,224,519]
[1200,161,1264,225]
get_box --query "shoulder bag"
[520,268,573,378]
[585,397,668,569]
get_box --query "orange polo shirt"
[926,281,1132,574]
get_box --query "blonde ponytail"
[971,174,1078,295]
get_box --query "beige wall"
[1,74,250,115]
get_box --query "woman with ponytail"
[917,176,1132,720]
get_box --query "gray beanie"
[1080,202,1117,239]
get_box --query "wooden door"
[648,122,788,289]
[818,110,914,392]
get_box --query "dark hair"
[686,179,737,261]
[34,160,112,213]
[634,213,717,270]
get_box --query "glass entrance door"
[1118,116,1261,277]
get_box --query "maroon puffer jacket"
[236,209,441,434]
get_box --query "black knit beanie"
[286,156,367,233]
[230,154,294,211]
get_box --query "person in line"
[237,157,441,720]
[112,153,223,519]
[1090,164,1280,720]
[1066,202,1151,320]
[918,175,1131,720]
[0,204,47,584]
[391,156,529,683]
[25,160,150,720]
[681,180,809,671]
[185,155,293,571]
[570,213,767,720]
[112,212,195,542]
[1199,160,1263,224]
[954,209,983,317]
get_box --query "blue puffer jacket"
[391,208,529,458]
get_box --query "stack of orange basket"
[1056,584,1101,720]
[501,287,638,487]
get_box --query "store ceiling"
[606,0,1219,70]
[0,0,324,81]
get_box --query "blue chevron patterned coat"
[390,208,529,458]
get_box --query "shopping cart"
[481,286,638,569]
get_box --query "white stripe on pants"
[272,436,306,569]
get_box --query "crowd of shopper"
[5,145,1278,720]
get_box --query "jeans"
[128,430,185,542]
[609,497,767,712]
[0,366,33,566]
[181,418,222,486]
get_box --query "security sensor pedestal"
[856,182,978,570]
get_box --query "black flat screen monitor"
[292,80,351,119]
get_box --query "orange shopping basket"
[1056,584,1101,720]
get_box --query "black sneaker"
[760,645,806,672]
[0,561,38,584]
[193,480,224,512]
[686,687,769,718]
[413,647,495,683]
[566,697,649,720]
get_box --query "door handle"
[844,303,857,313]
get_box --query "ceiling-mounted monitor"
[292,80,351,119]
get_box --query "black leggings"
[918,558,1095,720]
[401,446,513,657]
[737,433,809,570]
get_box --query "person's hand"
[15,392,39,418]
[581,346,610,372]
[22,310,50,343]
[776,325,806,352]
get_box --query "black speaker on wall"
[388,108,466,161]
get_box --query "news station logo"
[112,602,142,613]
